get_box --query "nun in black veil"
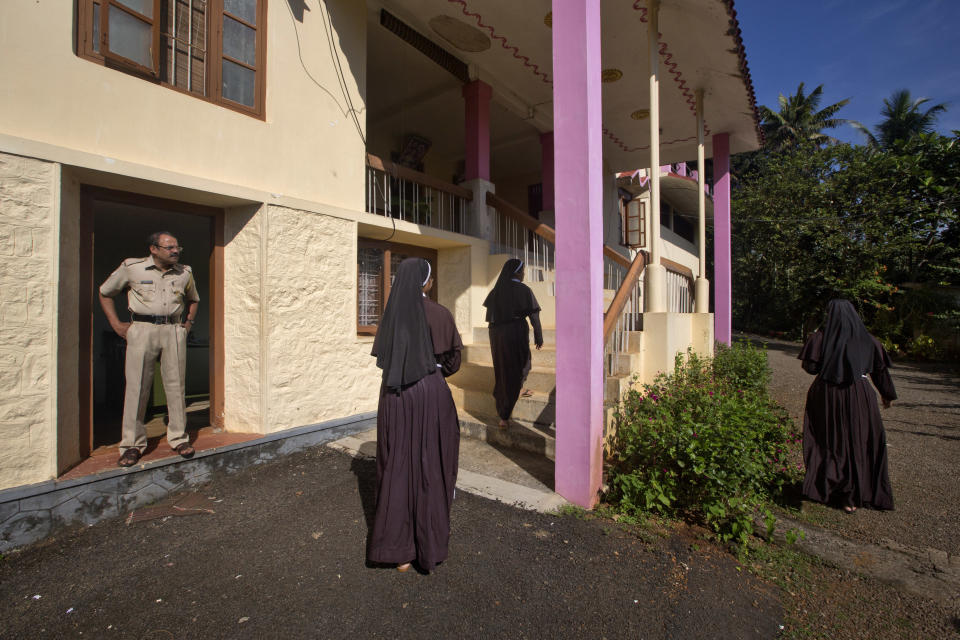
[483,258,544,429]
[799,299,896,512]
[369,258,463,572]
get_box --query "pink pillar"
[462,80,492,181]
[712,133,731,344]
[552,0,604,508]
[540,132,555,211]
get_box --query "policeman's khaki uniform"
[100,257,200,453]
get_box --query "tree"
[758,83,852,151]
[853,89,948,149]
[731,133,960,355]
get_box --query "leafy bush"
[606,341,801,547]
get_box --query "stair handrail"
[603,250,648,341]
[485,192,555,243]
[485,192,632,270]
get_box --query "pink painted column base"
[712,133,731,344]
[463,80,492,181]
[552,0,604,508]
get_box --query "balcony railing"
[365,154,471,234]
[663,259,694,313]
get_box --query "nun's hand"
[882,397,892,409]
[535,341,543,350]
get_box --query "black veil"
[483,258,540,323]
[817,299,876,385]
[371,258,436,390]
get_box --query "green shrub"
[606,342,801,547]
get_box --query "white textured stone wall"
[223,204,264,432]
[0,153,56,489]
[264,206,380,430]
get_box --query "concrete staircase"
[447,254,643,461]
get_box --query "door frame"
[79,186,225,457]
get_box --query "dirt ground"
[755,333,960,555]
[750,332,960,639]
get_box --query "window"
[77,0,267,117]
[622,198,645,248]
[357,239,438,335]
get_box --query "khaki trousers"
[120,322,189,453]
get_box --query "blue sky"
[733,0,960,144]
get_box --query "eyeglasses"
[154,244,183,252]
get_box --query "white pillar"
[695,88,710,313]
[645,0,666,312]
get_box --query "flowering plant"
[606,341,801,546]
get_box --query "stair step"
[447,362,556,395]
[471,327,556,345]
[464,344,557,368]
[449,386,555,427]
[458,412,556,460]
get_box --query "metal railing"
[486,193,555,284]
[365,154,471,234]
[665,265,694,312]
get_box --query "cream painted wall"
[0,0,367,211]
[0,153,58,490]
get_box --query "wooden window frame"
[357,239,438,336]
[100,0,163,77]
[76,0,268,119]
[622,198,646,249]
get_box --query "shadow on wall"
[283,0,367,124]
[287,0,309,22]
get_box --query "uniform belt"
[131,313,180,325]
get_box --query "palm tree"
[759,83,851,151]
[853,89,948,149]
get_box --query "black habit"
[799,299,896,510]
[369,258,462,571]
[483,259,544,421]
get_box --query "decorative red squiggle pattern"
[632,2,648,20]
[604,128,699,153]
[446,0,713,153]
[447,0,552,85]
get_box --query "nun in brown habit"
[369,258,463,572]
[484,258,544,429]
[799,299,896,512]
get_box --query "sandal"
[397,562,412,572]
[520,389,533,398]
[842,505,857,514]
[173,442,195,459]
[117,448,141,467]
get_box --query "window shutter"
[101,0,163,77]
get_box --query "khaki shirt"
[100,257,200,317]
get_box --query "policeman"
[99,232,200,467]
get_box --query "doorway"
[80,187,224,457]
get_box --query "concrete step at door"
[447,361,556,395]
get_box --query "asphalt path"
[0,446,783,639]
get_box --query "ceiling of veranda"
[366,0,761,179]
